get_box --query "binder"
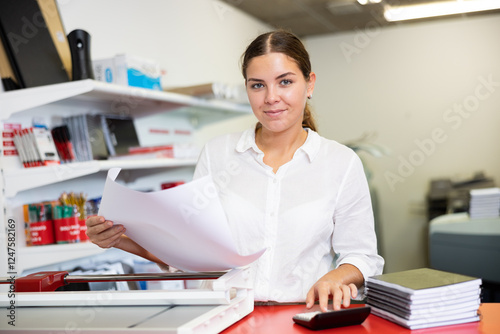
[0,0,69,88]
[37,0,72,79]
[101,115,140,156]
[0,30,19,91]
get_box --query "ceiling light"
[384,0,500,22]
[357,0,382,4]
[327,1,363,15]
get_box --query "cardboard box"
[165,82,248,103]
[93,54,162,90]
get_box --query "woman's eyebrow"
[276,72,296,80]
[247,72,297,82]
[246,77,263,82]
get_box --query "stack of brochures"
[469,187,500,219]
[366,268,482,330]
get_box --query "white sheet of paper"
[98,168,265,272]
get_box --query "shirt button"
[273,179,278,184]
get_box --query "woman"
[86,30,384,312]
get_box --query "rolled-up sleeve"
[332,154,384,283]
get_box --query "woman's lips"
[264,109,285,116]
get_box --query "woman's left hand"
[305,264,363,312]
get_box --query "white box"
[93,54,162,90]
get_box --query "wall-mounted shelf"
[0,79,251,121]
[19,242,106,271]
[0,80,249,278]
[4,158,197,197]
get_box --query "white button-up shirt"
[193,127,384,302]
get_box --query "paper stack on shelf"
[469,187,500,219]
[366,268,482,330]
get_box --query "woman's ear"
[307,72,316,98]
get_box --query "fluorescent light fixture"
[384,0,500,22]
[357,0,382,4]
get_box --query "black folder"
[0,0,69,88]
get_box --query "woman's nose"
[265,87,280,104]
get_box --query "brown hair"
[241,30,317,132]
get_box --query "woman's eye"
[251,83,264,89]
[280,79,292,86]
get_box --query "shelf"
[19,242,106,272]
[99,157,197,170]
[4,158,197,197]
[0,79,245,278]
[0,79,251,121]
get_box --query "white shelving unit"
[4,158,198,197]
[1,79,251,120]
[0,80,251,278]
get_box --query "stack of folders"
[63,114,140,161]
[63,114,107,161]
[366,268,482,330]
[469,187,500,219]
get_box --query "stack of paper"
[366,268,482,330]
[469,187,500,219]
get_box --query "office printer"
[429,213,500,296]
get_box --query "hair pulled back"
[241,30,317,132]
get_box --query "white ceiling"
[220,0,500,37]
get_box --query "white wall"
[58,1,500,274]
[57,0,261,150]
[305,14,500,273]
[57,0,268,87]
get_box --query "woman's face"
[245,52,315,134]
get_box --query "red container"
[79,219,89,241]
[161,181,184,190]
[29,220,55,245]
[54,217,80,243]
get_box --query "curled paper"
[98,168,265,271]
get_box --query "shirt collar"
[235,125,321,162]
[301,128,320,162]
[236,126,261,153]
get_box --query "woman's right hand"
[85,216,126,249]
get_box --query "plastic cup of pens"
[53,205,80,244]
